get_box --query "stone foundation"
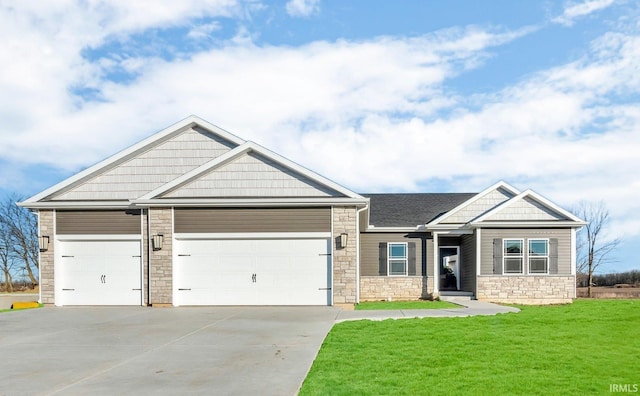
[476,276,575,305]
[360,276,433,301]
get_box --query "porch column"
[433,232,439,294]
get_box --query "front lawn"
[301,299,640,395]
[355,300,459,310]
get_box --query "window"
[388,243,408,276]
[529,239,549,274]
[503,239,523,274]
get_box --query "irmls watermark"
[610,384,639,393]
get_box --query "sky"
[1,0,638,273]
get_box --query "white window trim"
[388,242,408,276]
[503,238,524,275]
[528,238,550,275]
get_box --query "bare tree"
[0,195,39,285]
[0,224,16,292]
[573,201,620,297]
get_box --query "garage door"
[174,238,331,306]
[59,240,142,306]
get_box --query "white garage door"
[59,240,142,306]
[174,238,331,306]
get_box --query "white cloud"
[553,0,616,26]
[285,0,320,18]
[1,1,639,262]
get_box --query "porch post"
[433,232,439,295]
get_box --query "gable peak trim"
[426,180,520,226]
[471,189,586,224]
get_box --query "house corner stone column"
[38,210,55,305]
[332,206,358,307]
[149,208,173,306]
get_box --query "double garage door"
[174,238,331,306]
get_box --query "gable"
[50,128,238,201]
[482,196,571,222]
[162,151,343,198]
[440,187,516,224]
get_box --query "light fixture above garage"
[38,236,49,252]
[152,234,164,251]
[339,233,348,249]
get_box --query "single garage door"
[174,238,331,306]
[59,240,142,306]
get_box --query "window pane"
[504,240,522,255]
[389,260,407,275]
[529,240,548,256]
[505,258,523,273]
[530,258,548,273]
[389,244,406,259]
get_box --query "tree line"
[0,195,39,292]
[577,270,640,288]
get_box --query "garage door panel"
[174,238,330,306]
[59,240,142,306]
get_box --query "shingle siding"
[442,187,514,223]
[52,128,237,200]
[165,152,338,198]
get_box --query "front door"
[439,246,460,291]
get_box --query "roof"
[361,193,477,227]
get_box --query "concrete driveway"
[0,306,338,396]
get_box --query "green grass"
[301,299,640,395]
[355,300,459,310]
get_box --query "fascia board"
[472,189,585,224]
[20,115,246,204]
[426,180,520,226]
[17,201,135,210]
[130,197,370,207]
[469,220,587,228]
[364,227,418,233]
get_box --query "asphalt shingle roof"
[360,193,477,228]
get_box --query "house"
[19,116,585,307]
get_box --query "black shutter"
[378,242,388,276]
[408,242,417,276]
[549,238,559,274]
[493,238,503,275]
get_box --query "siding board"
[174,208,330,233]
[360,232,426,277]
[480,228,572,275]
[460,233,476,294]
[57,210,141,235]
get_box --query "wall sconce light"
[152,234,164,251]
[38,236,50,252]
[339,233,348,249]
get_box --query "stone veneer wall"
[149,208,173,305]
[39,210,55,304]
[476,276,575,304]
[360,276,433,301]
[332,207,357,305]
[141,209,149,306]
